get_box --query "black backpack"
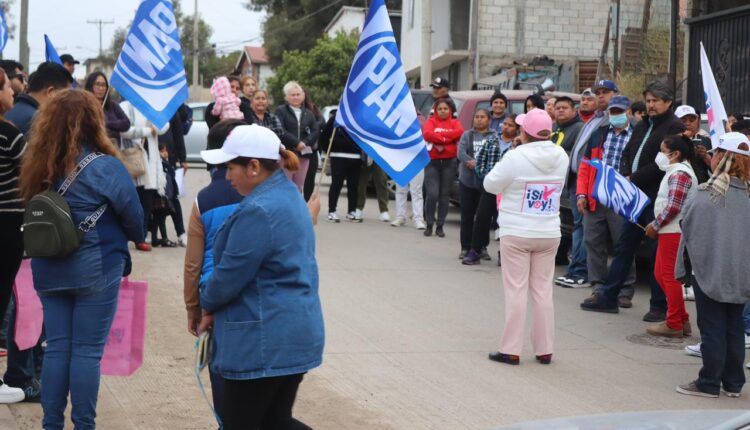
[22,153,108,258]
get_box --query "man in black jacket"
[581,81,685,320]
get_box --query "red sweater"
[423,116,463,160]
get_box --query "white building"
[324,6,402,46]
[401,0,675,90]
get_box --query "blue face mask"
[609,113,629,129]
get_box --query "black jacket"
[274,103,320,157]
[158,113,187,166]
[319,116,362,157]
[620,109,685,201]
[205,98,254,129]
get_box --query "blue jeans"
[38,263,122,430]
[694,277,746,394]
[599,207,666,311]
[567,190,588,279]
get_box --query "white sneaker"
[745,333,750,349]
[683,285,695,301]
[346,211,363,223]
[747,362,750,369]
[414,219,427,230]
[494,228,501,241]
[0,383,25,404]
[390,217,405,227]
[354,209,363,219]
[327,212,340,223]
[379,211,391,222]
[685,343,702,357]
[145,232,152,245]
[178,233,187,247]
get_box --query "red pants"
[654,233,689,330]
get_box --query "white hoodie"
[483,140,569,239]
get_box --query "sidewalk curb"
[0,404,20,430]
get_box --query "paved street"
[3,168,748,429]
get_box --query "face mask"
[655,152,672,171]
[609,113,629,129]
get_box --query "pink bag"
[101,278,148,376]
[13,260,44,351]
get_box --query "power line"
[87,19,115,57]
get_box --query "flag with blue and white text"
[0,8,9,55]
[584,159,650,224]
[110,0,188,129]
[335,0,429,187]
[44,35,62,65]
[700,42,728,149]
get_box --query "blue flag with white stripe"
[0,8,9,55]
[110,0,188,129]
[44,35,62,65]
[584,159,650,224]
[335,0,429,187]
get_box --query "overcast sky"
[3,0,266,79]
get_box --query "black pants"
[303,151,318,202]
[328,157,360,214]
[222,373,311,430]
[693,277,746,394]
[136,187,156,240]
[0,214,23,329]
[424,158,456,227]
[150,212,169,242]
[459,184,481,250]
[470,190,498,252]
[170,184,185,237]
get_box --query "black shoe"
[479,248,491,261]
[642,309,666,322]
[580,300,619,313]
[160,239,177,248]
[488,351,519,365]
[618,296,633,308]
[536,354,552,365]
[435,226,445,238]
[423,225,433,237]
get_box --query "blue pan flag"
[335,0,429,187]
[44,35,62,65]
[583,159,651,224]
[110,0,188,129]
[0,8,9,55]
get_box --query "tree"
[244,0,401,66]
[266,30,358,108]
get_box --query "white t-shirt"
[291,106,302,123]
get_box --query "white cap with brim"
[200,124,282,165]
[675,105,698,119]
[710,132,750,156]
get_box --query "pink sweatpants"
[499,235,560,356]
[285,157,310,193]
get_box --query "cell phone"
[692,138,706,149]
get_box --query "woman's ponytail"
[281,149,300,172]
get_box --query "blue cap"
[608,95,631,111]
[593,79,619,93]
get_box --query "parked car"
[185,102,209,163]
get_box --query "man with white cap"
[674,131,750,398]
[483,109,568,366]
[676,104,711,183]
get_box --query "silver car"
[185,102,209,162]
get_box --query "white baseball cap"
[675,105,698,119]
[200,124,281,165]
[710,132,750,156]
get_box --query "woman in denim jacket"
[18,90,144,430]
[198,124,324,429]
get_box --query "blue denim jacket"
[200,170,324,380]
[32,150,145,292]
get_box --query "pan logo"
[111,0,188,126]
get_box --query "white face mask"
[655,152,672,171]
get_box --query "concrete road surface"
[5,168,748,429]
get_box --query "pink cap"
[516,108,553,139]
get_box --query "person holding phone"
[675,105,711,183]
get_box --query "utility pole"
[87,19,115,58]
[420,0,431,88]
[668,0,678,92]
[192,0,200,93]
[19,0,28,70]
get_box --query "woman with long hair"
[18,89,144,428]
[675,132,750,398]
[0,68,27,404]
[198,124,322,429]
[240,75,258,101]
[249,89,284,140]
[83,71,130,141]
